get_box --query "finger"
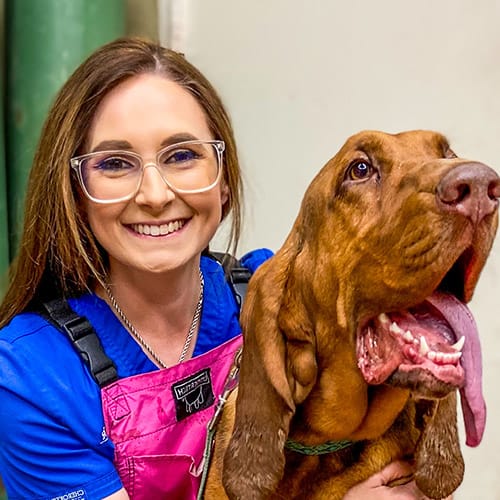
[386,480,426,499]
[378,460,415,486]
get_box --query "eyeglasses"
[70,140,225,204]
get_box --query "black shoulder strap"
[208,252,253,309]
[40,298,118,387]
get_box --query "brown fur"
[205,130,499,499]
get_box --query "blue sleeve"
[239,248,274,273]
[0,315,122,500]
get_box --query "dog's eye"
[348,160,374,181]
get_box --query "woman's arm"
[0,326,123,499]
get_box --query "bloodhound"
[205,130,499,499]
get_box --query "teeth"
[451,336,465,352]
[419,336,430,356]
[390,322,404,334]
[382,317,464,366]
[424,348,462,364]
[132,220,184,236]
[378,313,390,324]
[403,330,414,342]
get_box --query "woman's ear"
[220,181,229,206]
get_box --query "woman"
[0,37,433,499]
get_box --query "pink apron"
[101,334,242,499]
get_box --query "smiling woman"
[0,36,272,499]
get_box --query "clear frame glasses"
[70,139,225,204]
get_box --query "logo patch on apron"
[171,368,215,421]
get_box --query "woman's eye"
[96,157,134,171]
[348,160,374,180]
[167,149,198,163]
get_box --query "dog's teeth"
[403,330,414,342]
[390,321,404,334]
[378,313,390,324]
[442,353,454,363]
[419,336,430,356]
[427,351,436,361]
[444,352,462,364]
[451,336,465,352]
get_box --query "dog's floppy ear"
[222,247,318,499]
[414,392,465,499]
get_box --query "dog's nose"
[437,162,500,224]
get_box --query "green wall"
[5,0,126,254]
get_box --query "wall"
[126,0,158,39]
[159,1,500,498]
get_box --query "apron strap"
[40,298,118,387]
[208,252,252,309]
[196,347,242,500]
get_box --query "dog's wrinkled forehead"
[342,130,454,164]
[310,130,458,196]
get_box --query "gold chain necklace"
[104,269,204,368]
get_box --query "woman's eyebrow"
[90,133,202,154]
[91,140,133,153]
[159,133,200,148]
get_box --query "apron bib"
[101,334,242,499]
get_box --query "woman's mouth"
[129,219,186,236]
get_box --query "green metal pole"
[0,83,8,298]
[6,0,125,255]
[0,1,8,298]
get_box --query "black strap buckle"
[227,266,252,308]
[208,252,252,310]
[40,298,118,387]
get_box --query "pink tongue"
[426,292,486,447]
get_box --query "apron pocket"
[124,454,199,500]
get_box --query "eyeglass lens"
[79,141,220,201]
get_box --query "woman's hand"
[343,460,453,499]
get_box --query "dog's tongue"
[426,292,486,447]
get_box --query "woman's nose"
[134,163,176,208]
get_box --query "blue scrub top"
[0,250,272,500]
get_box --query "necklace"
[104,269,204,368]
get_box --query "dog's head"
[223,130,499,497]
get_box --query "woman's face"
[84,73,228,277]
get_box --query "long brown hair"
[0,37,242,325]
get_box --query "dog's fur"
[205,130,499,499]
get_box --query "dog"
[204,130,499,499]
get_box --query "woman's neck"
[97,259,203,366]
